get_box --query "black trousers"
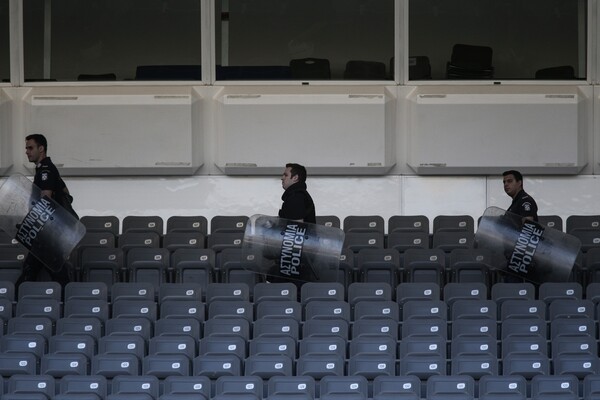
[16,254,70,288]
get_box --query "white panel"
[24,89,203,176]
[0,89,11,175]
[215,88,396,175]
[408,87,589,175]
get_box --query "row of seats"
[0,373,594,400]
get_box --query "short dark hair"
[26,134,48,152]
[502,169,523,182]
[286,163,307,183]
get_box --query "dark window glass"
[409,0,587,80]
[0,0,8,82]
[24,0,202,81]
[215,0,395,81]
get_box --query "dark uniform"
[16,157,76,288]
[278,182,316,223]
[507,189,538,222]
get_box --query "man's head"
[281,163,307,190]
[25,134,48,164]
[503,169,523,199]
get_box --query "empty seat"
[92,353,140,378]
[167,215,208,235]
[126,247,170,288]
[432,230,474,252]
[451,299,496,320]
[538,282,582,303]
[192,354,242,379]
[295,353,344,379]
[348,282,392,305]
[426,375,475,400]
[112,281,155,302]
[210,216,249,233]
[450,353,498,379]
[244,354,293,379]
[16,298,61,322]
[163,231,206,252]
[118,231,161,252]
[203,317,250,340]
[209,299,254,321]
[0,280,15,301]
[249,335,296,359]
[17,281,61,300]
[0,334,46,359]
[388,215,429,233]
[349,335,397,358]
[398,354,446,380]
[387,231,430,253]
[343,231,385,253]
[343,215,385,234]
[267,376,316,400]
[537,215,564,231]
[566,215,600,233]
[154,317,201,339]
[0,248,27,283]
[478,374,527,400]
[403,249,446,285]
[356,248,401,286]
[80,215,120,236]
[302,318,349,340]
[217,248,263,292]
[159,300,206,322]
[396,282,441,305]
[353,300,399,321]
[98,334,146,360]
[59,374,108,399]
[255,300,302,321]
[553,353,600,379]
[253,282,297,303]
[320,375,369,400]
[171,248,215,294]
[316,215,341,229]
[158,282,202,303]
[443,282,487,305]
[0,352,38,377]
[49,334,95,359]
[7,316,53,340]
[205,283,250,302]
[401,318,447,340]
[373,375,421,400]
[399,336,447,359]
[491,282,536,305]
[352,318,399,340]
[501,353,550,379]
[299,336,346,359]
[41,352,89,377]
[7,374,55,398]
[214,375,263,400]
[64,281,108,301]
[501,336,548,359]
[530,374,579,400]
[206,232,246,252]
[122,215,164,235]
[408,56,432,80]
[304,300,350,321]
[347,353,395,379]
[199,336,247,359]
[111,375,160,399]
[56,317,103,341]
[105,317,153,341]
[433,215,475,233]
[63,298,109,322]
[162,375,211,399]
[300,282,344,304]
[80,247,124,287]
[501,299,546,320]
[252,317,299,341]
[448,248,493,285]
[570,229,600,252]
[143,353,191,378]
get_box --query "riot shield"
[242,215,345,283]
[0,174,86,271]
[475,206,581,283]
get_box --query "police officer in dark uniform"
[17,133,76,287]
[279,163,316,223]
[503,169,538,222]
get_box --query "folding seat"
[159,300,206,322]
[450,353,498,379]
[0,247,27,283]
[17,281,61,300]
[7,374,55,399]
[351,318,399,340]
[192,353,242,378]
[399,336,447,359]
[252,317,300,341]
[158,282,202,303]
[501,352,550,379]
[64,281,108,301]
[54,317,102,343]
[300,282,344,304]
[402,299,447,321]
[209,299,254,321]
[319,375,369,400]
[0,334,46,359]
[530,374,579,400]
[244,354,293,379]
[538,282,582,303]
[433,215,474,233]
[478,374,527,400]
[304,300,350,321]
[401,318,448,340]
[388,215,429,233]
[203,317,251,340]
[396,282,441,306]
[162,375,211,399]
[402,249,446,285]
[256,300,302,321]
[501,317,547,341]
[208,231,245,253]
[552,335,597,357]
[7,316,53,340]
[398,354,446,380]
[98,334,146,360]
[15,298,61,323]
[553,353,600,379]
[316,215,341,229]
[59,374,108,399]
[40,352,89,377]
[72,231,117,278]
[448,248,494,285]
[105,317,153,341]
[566,215,600,233]
[343,215,385,234]
[210,215,249,233]
[343,231,385,253]
[126,247,170,288]
[537,215,564,231]
[167,216,209,235]
[118,231,161,253]
[0,280,15,301]
[348,282,392,306]
[432,230,474,254]
[373,375,421,400]
[426,375,475,400]
[214,375,263,400]
[199,335,247,359]
[387,231,430,253]
[253,282,297,303]
[0,228,20,247]
[112,281,155,302]
[80,247,124,287]
[451,318,497,340]
[163,231,206,252]
[49,334,96,359]
[569,229,600,252]
[171,248,215,294]
[302,318,349,340]
[443,282,487,305]
[451,335,497,358]
[349,335,396,358]
[451,299,497,320]
[0,352,38,377]
[249,335,296,360]
[0,297,12,322]
[500,299,546,320]
[154,317,201,339]
[113,299,158,322]
[63,298,110,323]
[501,335,547,359]
[216,248,263,291]
[551,317,595,339]
[142,353,191,378]
[267,375,316,400]
[91,352,140,378]
[333,249,356,289]
[205,282,250,302]
[346,353,395,380]
[80,215,120,235]
[298,336,346,358]
[353,300,399,321]
[491,282,536,305]
[356,248,401,286]
[111,375,160,400]
[584,374,600,400]
[295,353,344,379]
[122,215,164,235]
[149,335,196,359]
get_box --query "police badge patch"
[41,172,48,181]
[523,202,531,211]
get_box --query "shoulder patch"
[522,202,531,211]
[41,172,48,181]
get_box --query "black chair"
[289,58,331,80]
[535,65,575,79]
[446,43,494,79]
[343,60,387,80]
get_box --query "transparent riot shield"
[242,215,345,283]
[475,206,581,283]
[0,174,86,272]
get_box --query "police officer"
[17,134,76,287]
[279,163,316,223]
[503,169,538,222]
